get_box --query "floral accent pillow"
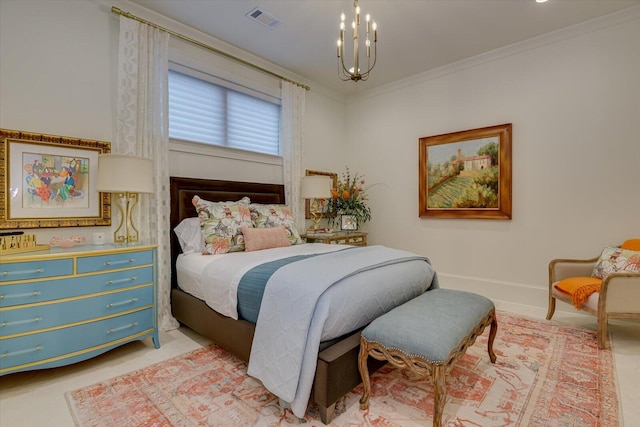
[192,196,252,254]
[249,203,303,245]
[591,246,640,279]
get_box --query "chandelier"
[337,0,377,82]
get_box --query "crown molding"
[348,5,640,104]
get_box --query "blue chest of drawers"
[0,244,159,375]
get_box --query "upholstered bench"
[358,289,497,427]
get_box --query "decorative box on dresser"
[302,231,367,246]
[0,243,159,376]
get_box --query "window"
[168,69,281,156]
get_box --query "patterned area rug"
[66,313,619,426]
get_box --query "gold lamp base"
[309,211,322,230]
[113,191,141,244]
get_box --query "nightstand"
[302,231,367,247]
[0,243,159,376]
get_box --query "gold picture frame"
[418,123,512,219]
[0,128,111,229]
[304,169,338,219]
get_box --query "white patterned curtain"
[117,16,179,331]
[281,81,307,231]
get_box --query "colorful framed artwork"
[0,128,111,229]
[418,123,512,219]
[304,169,338,219]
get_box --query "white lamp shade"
[96,154,154,193]
[301,176,332,199]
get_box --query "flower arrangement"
[325,167,372,228]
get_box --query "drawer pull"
[2,268,44,277]
[2,345,43,358]
[107,322,138,333]
[1,316,42,327]
[107,298,138,308]
[106,276,137,285]
[104,258,135,267]
[0,291,41,300]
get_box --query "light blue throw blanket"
[237,248,355,322]
[246,245,438,418]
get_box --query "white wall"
[346,9,640,310]
[0,0,118,243]
[0,0,346,242]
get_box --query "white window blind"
[169,70,281,156]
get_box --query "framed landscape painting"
[418,123,512,219]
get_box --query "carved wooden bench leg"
[432,365,446,427]
[358,339,371,410]
[488,311,498,363]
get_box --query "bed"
[169,176,438,423]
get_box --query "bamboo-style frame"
[419,123,512,219]
[0,128,111,229]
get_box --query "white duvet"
[176,243,438,418]
[177,243,348,319]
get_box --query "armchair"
[546,242,640,349]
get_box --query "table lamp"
[96,154,154,244]
[301,176,332,231]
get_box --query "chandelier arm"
[338,59,354,81]
[339,57,360,81]
[360,50,377,79]
[339,56,357,78]
[357,42,377,80]
[338,59,354,82]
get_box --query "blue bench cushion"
[361,289,494,363]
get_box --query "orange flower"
[325,167,372,228]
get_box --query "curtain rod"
[111,6,310,91]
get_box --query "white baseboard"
[437,273,585,317]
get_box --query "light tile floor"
[1,305,638,426]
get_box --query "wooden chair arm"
[548,257,599,286]
[600,272,640,314]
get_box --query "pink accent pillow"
[241,225,290,252]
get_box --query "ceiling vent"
[245,7,281,29]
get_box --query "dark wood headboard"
[169,177,286,288]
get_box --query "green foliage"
[478,142,499,166]
[325,167,372,227]
[428,167,499,209]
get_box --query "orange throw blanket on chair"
[554,277,602,309]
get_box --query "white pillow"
[174,217,204,254]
